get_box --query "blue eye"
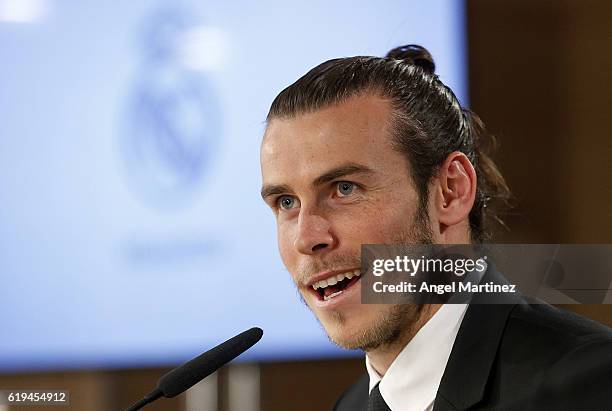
[337,181,354,196]
[277,195,298,210]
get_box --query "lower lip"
[310,276,362,309]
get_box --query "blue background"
[0,0,467,370]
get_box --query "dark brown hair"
[267,45,510,243]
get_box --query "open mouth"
[311,269,361,301]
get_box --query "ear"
[432,152,477,229]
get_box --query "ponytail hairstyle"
[267,45,511,243]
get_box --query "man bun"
[385,44,436,74]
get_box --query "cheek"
[276,219,297,268]
[343,197,417,241]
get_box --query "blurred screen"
[0,0,467,370]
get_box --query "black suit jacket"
[333,269,612,410]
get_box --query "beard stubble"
[302,206,434,352]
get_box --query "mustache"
[294,254,362,286]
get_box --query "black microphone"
[126,327,263,411]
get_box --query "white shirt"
[365,303,469,411]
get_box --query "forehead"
[261,94,401,183]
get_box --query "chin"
[318,304,416,351]
[317,308,377,350]
[324,322,365,350]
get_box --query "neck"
[366,303,442,376]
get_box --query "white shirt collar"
[365,303,469,411]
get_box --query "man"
[259,45,612,410]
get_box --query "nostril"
[312,243,328,252]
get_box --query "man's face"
[260,93,432,350]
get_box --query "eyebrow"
[260,162,375,200]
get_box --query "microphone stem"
[126,388,163,411]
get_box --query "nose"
[294,211,336,255]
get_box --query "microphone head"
[157,327,263,398]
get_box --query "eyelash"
[274,181,359,211]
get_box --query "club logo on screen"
[119,6,222,210]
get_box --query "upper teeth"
[312,270,360,290]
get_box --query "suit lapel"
[433,267,522,410]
